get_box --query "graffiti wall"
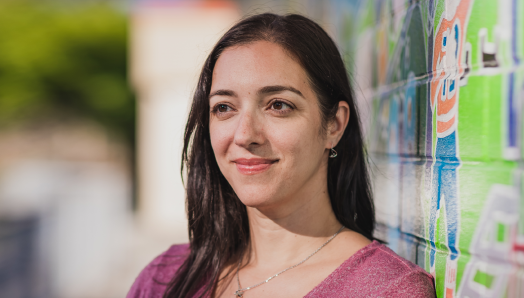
[330,0,524,297]
[243,0,523,295]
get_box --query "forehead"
[211,41,311,92]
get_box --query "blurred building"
[0,121,132,297]
[131,0,240,243]
[0,1,136,297]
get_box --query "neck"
[245,185,341,269]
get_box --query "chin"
[233,186,281,208]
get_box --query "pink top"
[127,240,435,298]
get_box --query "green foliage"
[0,0,134,144]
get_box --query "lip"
[232,158,278,175]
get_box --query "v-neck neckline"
[302,240,380,298]
[204,240,381,298]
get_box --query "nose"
[233,110,265,149]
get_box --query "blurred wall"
[0,1,136,297]
[0,123,133,298]
[131,0,240,242]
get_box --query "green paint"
[435,248,447,298]
[434,0,445,33]
[432,195,452,298]
[473,270,495,289]
[497,222,507,242]
[456,255,470,297]
[360,0,375,30]
[437,195,449,253]
[455,161,515,289]
[457,76,486,160]
[487,76,503,159]
[458,161,514,250]
[419,1,430,45]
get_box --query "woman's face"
[209,41,338,210]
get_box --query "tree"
[0,0,135,144]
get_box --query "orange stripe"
[437,116,455,134]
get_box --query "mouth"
[232,158,278,175]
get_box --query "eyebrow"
[257,85,304,98]
[209,89,237,99]
[209,85,304,99]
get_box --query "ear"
[326,101,350,148]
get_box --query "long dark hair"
[164,13,375,298]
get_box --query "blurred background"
[0,0,338,297]
[3,0,523,297]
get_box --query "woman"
[128,13,435,298]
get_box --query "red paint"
[513,243,524,252]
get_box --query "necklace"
[234,225,345,297]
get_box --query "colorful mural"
[325,0,524,297]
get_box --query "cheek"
[269,119,323,162]
[209,121,234,163]
[272,129,301,155]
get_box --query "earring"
[329,145,338,158]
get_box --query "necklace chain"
[234,225,345,297]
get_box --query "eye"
[270,101,291,111]
[211,103,235,119]
[217,104,231,113]
[212,103,234,114]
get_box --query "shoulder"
[361,242,435,297]
[126,243,190,298]
[307,241,435,298]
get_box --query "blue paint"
[509,73,517,147]
[429,132,460,267]
[508,0,520,150]
[454,24,459,57]
[403,72,417,154]
[388,95,400,154]
[512,0,520,64]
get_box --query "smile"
[233,158,278,175]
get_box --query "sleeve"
[378,271,436,298]
[126,244,189,298]
[126,260,164,298]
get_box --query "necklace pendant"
[234,290,244,297]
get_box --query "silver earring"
[329,146,337,158]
